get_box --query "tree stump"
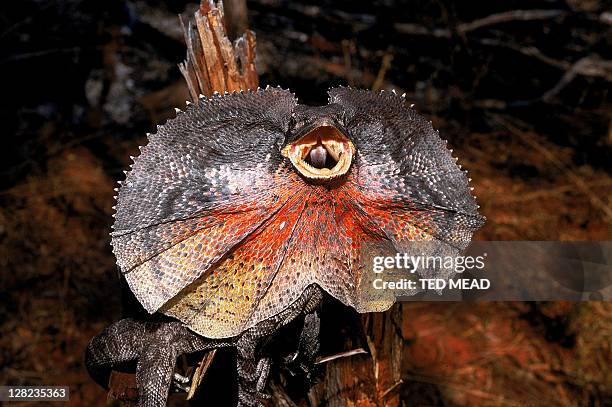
[307,307,404,407]
[178,0,257,100]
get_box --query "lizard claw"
[171,372,191,393]
[282,312,322,382]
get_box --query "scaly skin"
[86,87,485,405]
[86,285,322,407]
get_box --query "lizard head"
[282,104,354,182]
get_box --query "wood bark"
[307,306,404,407]
[178,0,258,101]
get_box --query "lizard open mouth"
[282,125,355,181]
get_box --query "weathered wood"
[186,350,217,400]
[308,305,404,407]
[179,0,258,101]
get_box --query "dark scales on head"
[85,87,485,407]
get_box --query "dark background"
[0,0,610,405]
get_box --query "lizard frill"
[111,87,485,338]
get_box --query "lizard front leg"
[236,285,324,406]
[86,318,229,407]
[135,341,178,407]
[85,318,146,389]
[283,311,322,382]
[236,320,274,407]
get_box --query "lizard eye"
[281,125,355,181]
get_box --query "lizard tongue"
[307,144,328,168]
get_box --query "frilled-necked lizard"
[85,86,485,406]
